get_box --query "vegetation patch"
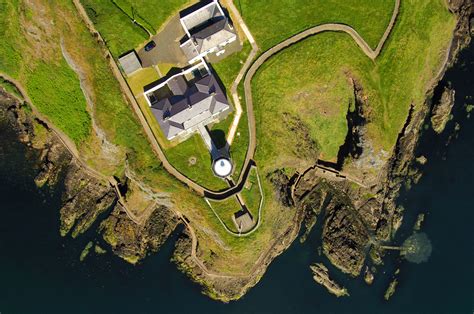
[80,0,191,56]
[166,134,229,191]
[81,0,149,56]
[0,78,22,99]
[113,0,190,34]
[240,167,262,217]
[26,60,92,144]
[252,0,456,171]
[237,0,395,51]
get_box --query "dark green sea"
[1,43,473,314]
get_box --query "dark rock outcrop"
[100,204,179,264]
[431,87,455,133]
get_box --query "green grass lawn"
[212,41,252,89]
[240,167,262,217]
[207,195,242,233]
[113,0,190,34]
[80,0,191,57]
[165,134,229,191]
[81,0,149,57]
[237,0,395,51]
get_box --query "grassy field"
[251,0,456,172]
[237,0,395,51]
[81,0,149,57]
[0,0,92,145]
[240,167,261,216]
[80,0,190,56]
[212,41,252,89]
[113,0,189,34]
[0,0,22,77]
[26,60,92,144]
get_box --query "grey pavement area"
[137,15,188,68]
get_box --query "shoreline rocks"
[310,263,349,297]
[431,87,455,134]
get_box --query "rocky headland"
[0,0,471,303]
[0,89,178,264]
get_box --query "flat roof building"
[118,51,142,76]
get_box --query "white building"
[179,0,237,64]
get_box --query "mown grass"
[212,41,252,89]
[165,134,229,191]
[240,167,261,216]
[127,67,160,95]
[237,0,395,51]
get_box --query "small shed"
[118,51,142,76]
[233,209,254,233]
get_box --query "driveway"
[138,15,188,68]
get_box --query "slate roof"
[149,73,230,140]
[180,0,222,31]
[179,0,236,61]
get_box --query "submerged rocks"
[310,263,349,297]
[384,278,398,301]
[364,266,374,285]
[431,87,455,133]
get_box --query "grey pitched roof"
[180,0,222,31]
[180,19,236,60]
[167,76,188,95]
[118,51,141,75]
[150,73,230,139]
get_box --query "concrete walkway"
[222,0,259,146]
